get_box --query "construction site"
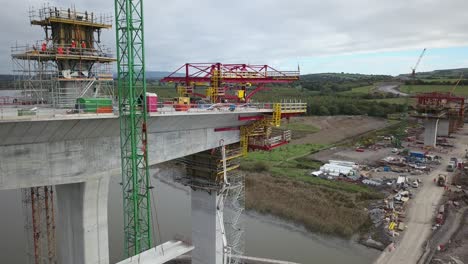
[1,2,468,264]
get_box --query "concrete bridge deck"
[0,103,280,122]
[0,102,306,264]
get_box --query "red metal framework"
[161,63,300,102]
[23,186,57,264]
[416,92,465,116]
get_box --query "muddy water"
[0,164,380,263]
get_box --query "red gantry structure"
[414,92,466,147]
[161,63,300,103]
[415,92,465,130]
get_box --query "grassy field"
[340,85,375,96]
[422,78,467,83]
[147,83,177,98]
[239,116,401,237]
[400,85,468,96]
[372,97,414,104]
[242,142,383,237]
[246,172,376,237]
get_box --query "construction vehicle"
[173,96,191,111]
[447,161,455,172]
[437,174,447,186]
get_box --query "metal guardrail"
[30,5,113,26]
[281,102,307,113]
[0,101,307,121]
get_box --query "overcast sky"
[1,0,468,75]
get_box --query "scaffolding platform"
[12,52,115,63]
[29,5,112,28]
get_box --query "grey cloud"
[1,0,467,73]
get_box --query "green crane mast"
[114,0,152,256]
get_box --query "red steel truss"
[416,92,465,116]
[161,63,299,102]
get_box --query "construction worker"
[71,39,76,49]
[41,42,47,52]
[81,41,86,49]
[57,46,64,55]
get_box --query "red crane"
[161,63,300,103]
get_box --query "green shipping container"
[76,98,113,113]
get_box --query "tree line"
[304,96,405,117]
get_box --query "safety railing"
[0,101,115,121]
[0,100,308,121]
[280,102,307,113]
[30,5,113,26]
[220,71,299,79]
[11,41,114,59]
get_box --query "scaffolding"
[177,144,245,264]
[21,186,57,264]
[11,5,115,108]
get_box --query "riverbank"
[245,171,379,237]
[241,116,391,238]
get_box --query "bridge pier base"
[56,177,110,264]
[423,119,439,148]
[191,189,224,264]
[437,119,450,137]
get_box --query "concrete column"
[437,119,450,137]
[56,177,110,264]
[423,119,439,147]
[191,189,224,264]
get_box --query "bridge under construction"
[1,3,307,264]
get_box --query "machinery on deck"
[161,63,300,103]
[162,63,306,154]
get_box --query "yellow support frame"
[240,102,307,156]
[208,69,221,103]
[273,103,282,127]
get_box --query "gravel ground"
[289,115,390,145]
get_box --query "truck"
[447,161,455,172]
[437,174,447,187]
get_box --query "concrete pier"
[56,177,110,264]
[191,190,224,264]
[437,119,450,137]
[423,119,439,147]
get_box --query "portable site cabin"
[320,163,359,178]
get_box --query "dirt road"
[374,129,468,264]
[377,84,408,97]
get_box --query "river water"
[0,164,380,263]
